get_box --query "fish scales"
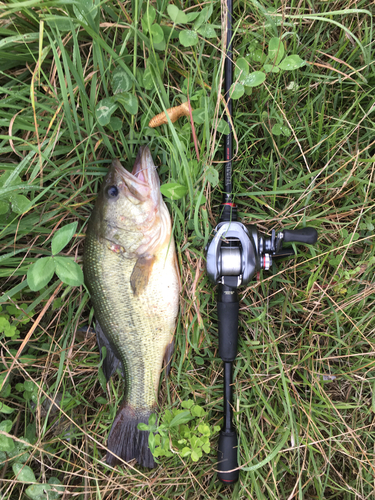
[84,233,178,408]
[83,146,180,468]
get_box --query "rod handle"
[218,300,239,362]
[283,227,318,245]
[217,430,239,483]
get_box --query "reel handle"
[283,227,318,245]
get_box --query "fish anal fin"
[95,321,123,382]
[174,253,182,292]
[163,338,174,377]
[130,255,155,296]
[106,403,156,468]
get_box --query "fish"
[83,146,180,468]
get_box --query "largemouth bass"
[83,146,180,468]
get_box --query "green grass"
[0,0,375,498]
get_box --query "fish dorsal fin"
[130,255,156,296]
[95,321,123,382]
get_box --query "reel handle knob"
[283,227,318,245]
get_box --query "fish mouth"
[132,146,153,183]
[111,146,161,204]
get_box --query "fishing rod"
[205,0,318,484]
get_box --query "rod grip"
[283,227,318,245]
[217,430,239,483]
[218,301,239,362]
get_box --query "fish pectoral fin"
[130,255,156,296]
[163,338,175,377]
[95,321,123,382]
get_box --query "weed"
[138,400,220,463]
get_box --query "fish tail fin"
[106,403,155,468]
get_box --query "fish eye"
[106,185,119,198]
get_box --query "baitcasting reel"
[207,222,318,287]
